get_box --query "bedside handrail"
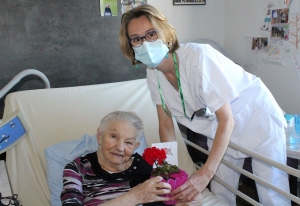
[0,69,50,99]
[183,138,300,205]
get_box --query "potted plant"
[142,146,188,205]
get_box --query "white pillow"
[44,134,148,206]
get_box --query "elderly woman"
[60,111,171,205]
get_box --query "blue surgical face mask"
[133,39,169,68]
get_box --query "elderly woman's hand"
[129,176,171,204]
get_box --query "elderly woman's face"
[97,120,140,170]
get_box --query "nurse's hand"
[170,168,212,203]
[174,194,203,206]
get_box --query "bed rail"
[183,138,300,205]
[0,69,50,100]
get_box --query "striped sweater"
[61,152,165,206]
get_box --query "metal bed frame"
[184,138,300,205]
[0,69,50,100]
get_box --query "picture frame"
[121,0,147,15]
[173,0,206,5]
[100,0,118,16]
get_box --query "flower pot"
[161,169,188,205]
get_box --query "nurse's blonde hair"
[119,4,179,65]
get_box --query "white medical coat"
[147,43,286,158]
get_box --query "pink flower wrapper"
[160,169,188,205]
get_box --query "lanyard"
[157,53,193,121]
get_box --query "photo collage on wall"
[260,1,290,38]
[253,2,290,52]
[243,0,294,70]
[267,7,289,40]
[250,1,292,53]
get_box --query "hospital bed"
[1,71,300,206]
[0,73,225,206]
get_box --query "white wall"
[224,0,300,113]
[147,0,300,113]
[147,0,225,45]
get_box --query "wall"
[0,0,225,117]
[12,1,300,113]
[224,0,300,114]
[148,0,224,45]
[0,1,149,90]
[0,0,147,116]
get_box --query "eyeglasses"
[128,30,158,47]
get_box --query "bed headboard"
[3,78,196,206]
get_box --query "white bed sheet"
[3,78,200,206]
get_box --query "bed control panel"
[0,110,28,154]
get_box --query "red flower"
[142,147,167,166]
[142,146,180,180]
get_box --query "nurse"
[119,4,290,206]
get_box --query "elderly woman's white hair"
[98,111,144,142]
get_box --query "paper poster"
[288,13,300,50]
[243,36,260,70]
[152,141,178,166]
[291,53,300,80]
[261,39,286,65]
